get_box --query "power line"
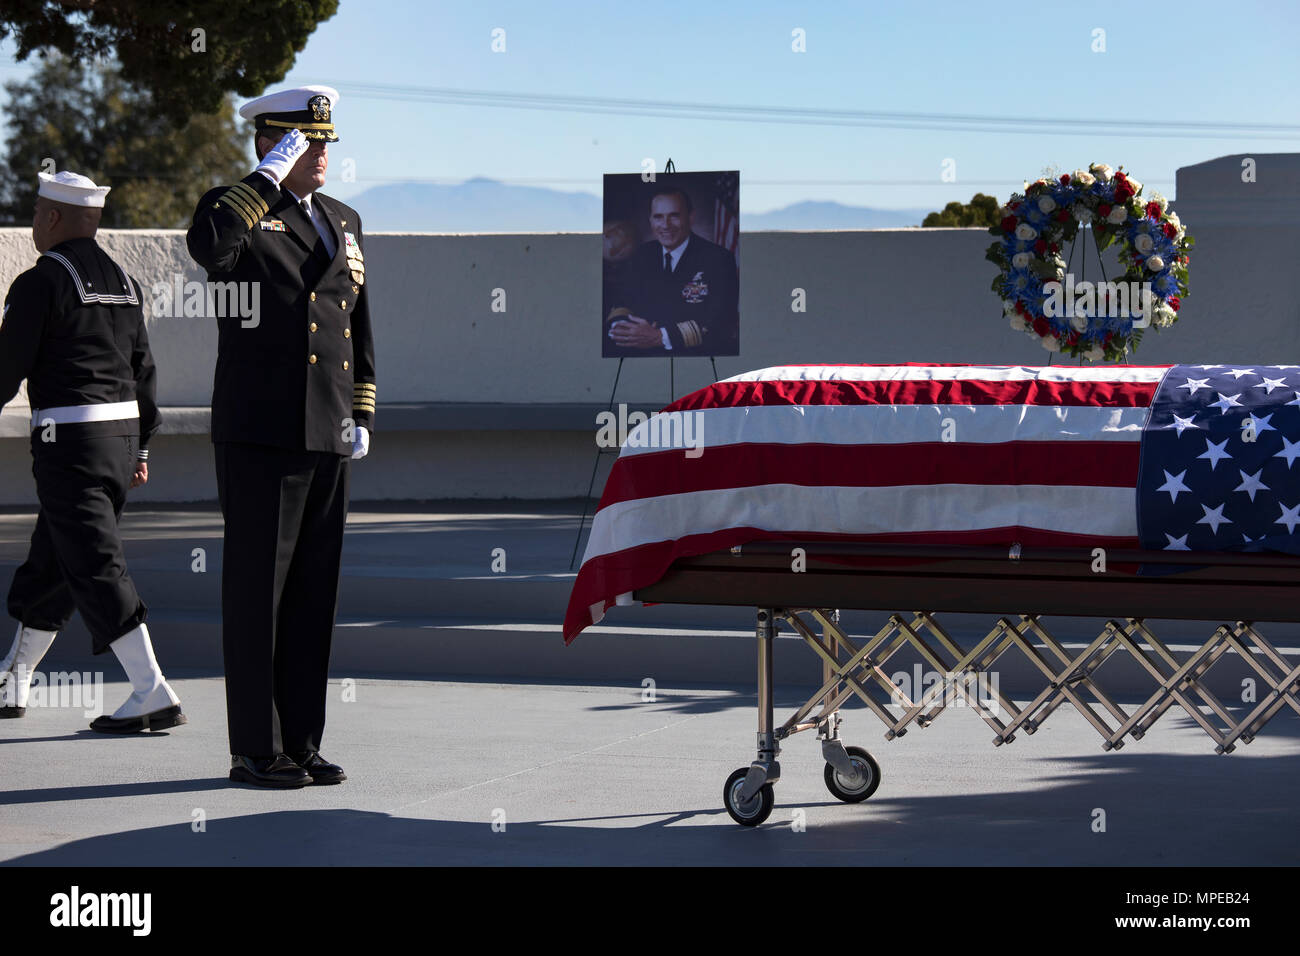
[333,81,1300,141]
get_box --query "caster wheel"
[823,746,881,803]
[724,767,774,826]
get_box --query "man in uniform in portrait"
[0,171,185,732]
[187,85,375,788]
[606,186,739,357]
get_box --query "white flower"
[1090,163,1114,182]
[1015,223,1038,241]
[1107,205,1128,225]
[1069,313,1089,333]
[1083,345,1106,362]
[1146,255,1165,271]
[1072,204,1093,223]
[1041,334,1061,352]
[1037,196,1056,214]
[1011,252,1032,269]
[1010,313,1028,331]
[1133,233,1154,254]
[1072,169,1096,186]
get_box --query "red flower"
[1060,174,1071,185]
[1034,238,1047,254]
[1050,242,1060,253]
[1145,201,1162,219]
[1169,296,1181,312]
[1066,331,1079,346]
[1001,215,1018,232]
[1014,300,1026,315]
[1056,210,1069,222]
[1104,332,1114,343]
[1032,317,1050,337]
[1114,171,1128,183]
[1162,221,1178,239]
[1115,181,1134,201]
[1098,203,1112,217]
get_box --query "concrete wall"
[1,152,1298,504]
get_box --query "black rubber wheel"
[823,746,881,803]
[724,767,775,826]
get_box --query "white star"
[1288,394,1300,406]
[1158,469,1192,502]
[1255,376,1288,394]
[1197,438,1232,470]
[1226,368,1257,379]
[1196,503,1232,534]
[1277,502,1300,534]
[1235,468,1270,502]
[1168,413,1200,436]
[1177,377,1210,395]
[1276,436,1300,468]
[1245,412,1277,435]
[1163,533,1190,551]
[1210,392,1243,414]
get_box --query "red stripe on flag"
[598,441,1140,509]
[667,378,1160,412]
[563,526,1141,642]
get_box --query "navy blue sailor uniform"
[606,234,739,356]
[186,171,375,759]
[0,238,159,654]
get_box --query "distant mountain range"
[346,178,927,232]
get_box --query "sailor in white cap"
[0,170,186,732]
[188,85,375,788]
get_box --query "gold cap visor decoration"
[239,85,341,143]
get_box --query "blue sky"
[4,0,1299,213]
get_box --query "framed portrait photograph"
[602,171,740,358]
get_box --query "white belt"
[30,401,140,429]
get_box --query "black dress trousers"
[7,434,147,654]
[215,441,350,757]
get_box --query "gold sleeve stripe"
[676,320,703,349]
[219,190,259,228]
[229,182,270,217]
[353,403,377,413]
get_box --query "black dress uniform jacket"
[0,237,160,444]
[186,173,376,454]
[606,234,739,357]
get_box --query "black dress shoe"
[229,754,311,788]
[289,751,346,784]
[90,704,187,734]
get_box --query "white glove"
[351,425,370,461]
[255,129,309,185]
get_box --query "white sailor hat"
[37,171,111,208]
[239,85,340,142]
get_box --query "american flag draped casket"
[563,363,1300,643]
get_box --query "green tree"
[922,192,1001,228]
[0,54,252,228]
[0,0,337,124]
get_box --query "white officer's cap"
[37,171,111,208]
[239,85,341,142]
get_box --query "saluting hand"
[131,462,149,488]
[255,129,310,186]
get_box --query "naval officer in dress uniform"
[606,186,739,356]
[0,171,185,732]
[186,85,375,788]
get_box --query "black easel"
[569,158,722,569]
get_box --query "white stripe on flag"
[720,365,1170,384]
[619,403,1148,457]
[581,482,1137,565]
